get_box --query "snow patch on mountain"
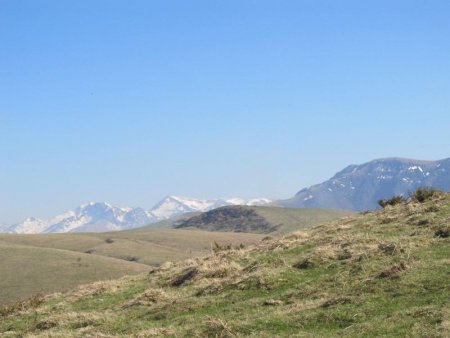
[150,196,272,219]
[150,196,217,219]
[3,202,158,234]
[3,196,272,234]
[3,217,49,234]
[278,157,450,211]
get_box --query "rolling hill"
[0,228,263,305]
[1,190,448,337]
[279,157,450,211]
[0,229,263,266]
[0,243,150,305]
[174,205,354,234]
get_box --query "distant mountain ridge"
[5,157,447,232]
[0,196,272,234]
[1,202,155,234]
[279,157,450,211]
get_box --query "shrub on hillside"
[378,195,405,208]
[0,293,43,317]
[435,227,450,238]
[409,187,442,203]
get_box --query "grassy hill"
[2,192,448,337]
[174,205,354,234]
[0,229,262,266]
[0,243,149,305]
[137,211,202,230]
[0,229,262,305]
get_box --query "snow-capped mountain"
[2,196,272,234]
[150,196,219,219]
[1,202,158,234]
[225,198,273,206]
[3,217,50,234]
[150,196,272,219]
[278,157,450,211]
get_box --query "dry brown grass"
[283,298,325,313]
[123,288,170,309]
[65,279,124,301]
[134,328,174,337]
[201,316,237,337]
[0,293,44,317]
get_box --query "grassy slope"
[0,243,149,305]
[137,211,202,230]
[175,205,354,234]
[0,229,263,266]
[0,229,262,305]
[1,194,449,337]
[255,206,354,234]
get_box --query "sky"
[1,0,450,224]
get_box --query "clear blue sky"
[1,0,450,224]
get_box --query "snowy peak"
[149,196,273,219]
[2,217,48,234]
[4,195,272,234]
[166,196,216,209]
[279,157,450,211]
[6,202,159,234]
[238,198,273,206]
[150,196,216,219]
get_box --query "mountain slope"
[279,157,450,211]
[174,205,353,234]
[2,202,158,234]
[2,191,448,337]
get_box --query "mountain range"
[279,157,450,211]
[3,157,449,234]
[0,196,272,234]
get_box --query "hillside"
[0,229,262,305]
[136,211,202,230]
[0,229,262,267]
[279,157,450,211]
[0,244,149,305]
[174,205,353,234]
[2,191,448,337]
